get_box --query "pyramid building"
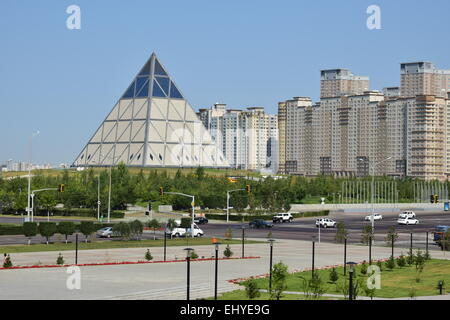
[72,53,229,168]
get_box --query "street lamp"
[268,239,275,293]
[312,236,316,277]
[214,242,221,300]
[241,225,246,258]
[359,156,392,244]
[26,130,40,222]
[343,236,347,276]
[184,248,193,301]
[347,261,357,300]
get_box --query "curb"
[0,256,261,270]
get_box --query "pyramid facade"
[72,53,229,168]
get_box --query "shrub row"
[0,222,116,236]
[34,208,125,219]
[204,211,329,222]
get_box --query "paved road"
[200,210,450,249]
[1,210,449,249]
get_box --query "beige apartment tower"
[320,69,370,98]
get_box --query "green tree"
[113,222,131,240]
[223,245,233,258]
[329,268,339,283]
[335,222,348,244]
[57,221,76,244]
[147,219,161,240]
[79,221,95,243]
[166,218,178,239]
[23,222,38,245]
[56,253,64,265]
[130,220,144,240]
[385,256,396,270]
[145,249,153,261]
[38,222,57,245]
[245,278,261,300]
[361,225,373,245]
[385,226,399,246]
[270,262,289,300]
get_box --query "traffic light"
[434,194,439,204]
[58,184,65,192]
[245,185,251,193]
[430,195,435,204]
[159,187,164,195]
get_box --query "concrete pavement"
[1,238,450,300]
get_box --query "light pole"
[97,174,101,221]
[343,236,347,276]
[268,239,275,293]
[347,261,357,300]
[214,242,221,300]
[241,225,246,258]
[312,236,316,277]
[184,248,193,301]
[164,192,196,238]
[226,188,246,223]
[360,156,391,244]
[26,131,40,222]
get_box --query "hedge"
[0,222,117,236]
[0,224,24,235]
[204,211,329,222]
[31,208,124,219]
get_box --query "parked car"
[249,219,274,229]
[96,227,113,238]
[364,213,383,221]
[315,218,337,228]
[397,217,419,225]
[399,211,416,219]
[272,213,293,223]
[194,216,209,225]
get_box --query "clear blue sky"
[1,0,449,165]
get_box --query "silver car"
[96,227,113,238]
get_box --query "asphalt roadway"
[200,210,450,249]
[1,211,450,249]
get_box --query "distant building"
[400,62,450,98]
[320,69,370,98]
[198,105,278,172]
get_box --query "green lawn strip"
[207,290,341,300]
[0,238,261,254]
[237,259,450,298]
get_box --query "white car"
[272,213,293,223]
[397,217,419,225]
[96,227,113,238]
[399,211,416,219]
[316,218,337,228]
[365,213,383,221]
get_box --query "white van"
[165,220,204,238]
[399,211,416,219]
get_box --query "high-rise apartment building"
[400,62,450,98]
[320,69,370,98]
[279,61,450,181]
[198,105,278,172]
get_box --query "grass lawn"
[0,237,261,254]
[208,290,341,300]
[238,259,450,298]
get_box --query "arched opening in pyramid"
[72,53,229,168]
